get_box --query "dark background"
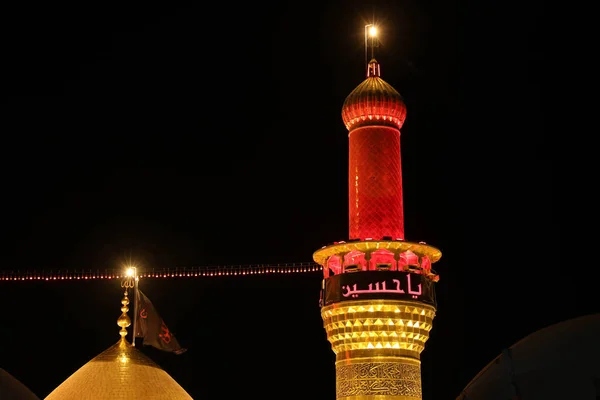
[1,1,575,399]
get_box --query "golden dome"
[341,58,407,131]
[44,338,193,400]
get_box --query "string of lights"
[0,262,323,282]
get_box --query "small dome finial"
[117,290,131,339]
[118,274,135,339]
[367,58,380,78]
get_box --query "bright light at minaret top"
[364,24,378,65]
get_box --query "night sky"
[1,1,575,400]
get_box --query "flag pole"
[125,266,139,346]
[132,267,139,347]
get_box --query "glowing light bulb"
[126,267,135,277]
[369,26,377,37]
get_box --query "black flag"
[134,289,187,355]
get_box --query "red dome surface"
[342,59,407,131]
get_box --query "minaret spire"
[117,274,134,340]
[367,58,381,78]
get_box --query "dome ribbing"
[341,58,407,131]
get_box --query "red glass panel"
[344,250,367,271]
[327,255,342,275]
[369,249,396,270]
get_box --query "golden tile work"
[322,299,436,399]
[44,338,193,400]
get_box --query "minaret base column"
[322,299,436,400]
[335,356,421,400]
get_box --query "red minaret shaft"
[343,60,407,240]
[349,125,404,240]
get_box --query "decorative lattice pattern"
[349,126,404,240]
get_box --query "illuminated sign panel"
[323,271,435,306]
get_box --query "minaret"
[314,31,442,400]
